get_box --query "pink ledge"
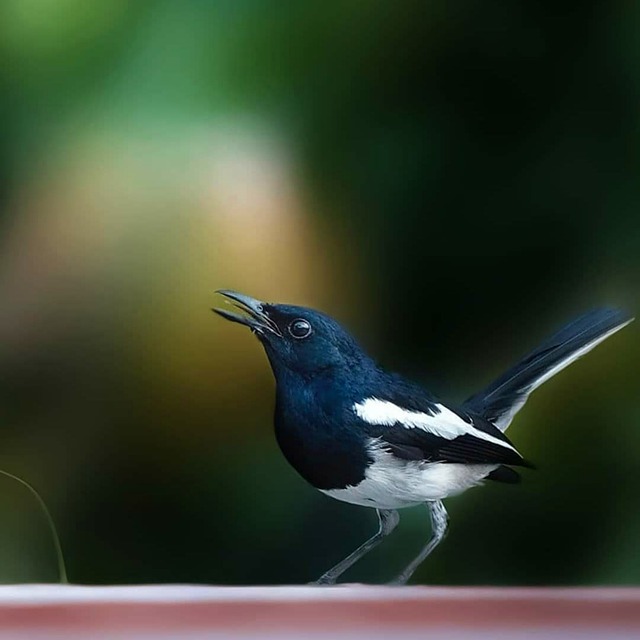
[0,585,638,639]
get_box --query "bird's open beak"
[213,290,282,337]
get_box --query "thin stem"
[0,470,68,584]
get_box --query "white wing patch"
[353,397,517,452]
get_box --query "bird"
[214,290,633,585]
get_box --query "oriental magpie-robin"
[214,291,632,584]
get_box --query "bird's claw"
[387,575,409,586]
[309,574,337,586]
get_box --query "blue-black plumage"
[214,290,632,584]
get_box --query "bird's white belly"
[321,448,497,509]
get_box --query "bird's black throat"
[273,370,371,491]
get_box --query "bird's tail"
[463,308,633,432]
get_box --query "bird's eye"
[289,318,312,339]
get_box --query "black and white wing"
[463,308,633,432]
[353,395,531,468]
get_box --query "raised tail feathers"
[463,308,633,432]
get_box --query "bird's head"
[214,290,366,379]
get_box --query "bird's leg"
[389,500,448,585]
[312,509,400,585]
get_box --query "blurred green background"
[0,0,638,585]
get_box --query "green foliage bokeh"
[0,0,638,585]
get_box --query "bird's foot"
[387,574,410,586]
[309,574,338,586]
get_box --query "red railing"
[0,585,638,638]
